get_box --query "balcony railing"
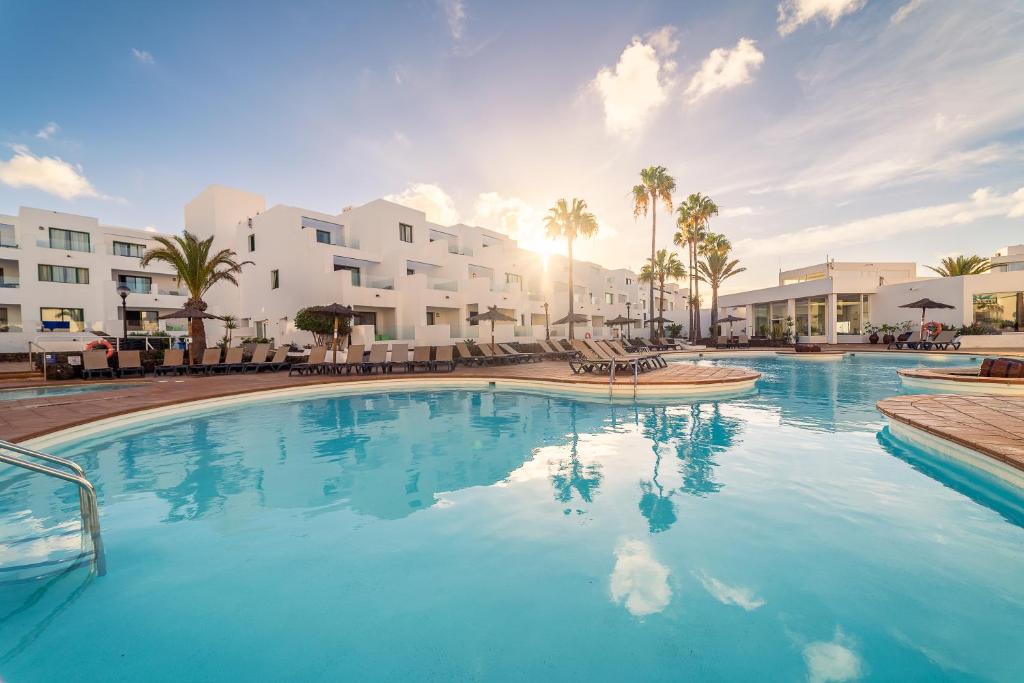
[0,241,17,249]
[37,239,95,253]
[447,244,473,256]
[0,324,23,333]
[0,277,19,288]
[428,278,458,292]
[113,281,185,297]
[318,235,361,249]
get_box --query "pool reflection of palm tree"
[550,403,603,507]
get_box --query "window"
[399,223,413,243]
[118,274,151,293]
[505,273,522,289]
[836,294,869,335]
[41,307,85,332]
[625,277,633,285]
[619,294,627,304]
[753,303,770,336]
[974,291,1023,331]
[589,292,595,304]
[794,297,827,336]
[604,292,614,305]
[316,229,331,245]
[335,264,360,286]
[48,228,91,252]
[122,309,159,332]
[270,270,280,289]
[426,311,438,325]
[112,241,145,258]
[248,234,256,252]
[38,264,89,284]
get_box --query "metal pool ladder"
[0,439,106,575]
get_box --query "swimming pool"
[0,382,146,402]
[2,354,1022,680]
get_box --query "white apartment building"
[0,207,190,352]
[1,186,691,352]
[718,257,1024,347]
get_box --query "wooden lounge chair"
[657,337,685,350]
[339,344,365,374]
[361,343,390,374]
[116,350,146,378]
[607,340,666,368]
[242,343,271,373]
[155,348,186,376]
[737,334,750,348]
[494,343,530,363]
[538,339,574,359]
[923,330,961,350]
[500,342,542,363]
[888,331,920,349]
[409,346,433,371]
[388,343,410,373]
[567,340,610,374]
[289,346,327,376]
[188,348,222,375]
[455,342,484,366]
[586,339,647,373]
[477,344,509,365]
[212,347,245,374]
[265,347,291,372]
[82,349,114,379]
[433,345,456,372]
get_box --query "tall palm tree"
[696,234,746,333]
[544,198,598,340]
[632,166,676,340]
[140,231,251,363]
[927,254,992,277]
[638,249,686,337]
[674,193,718,341]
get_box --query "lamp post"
[543,302,550,340]
[625,301,632,340]
[116,284,130,344]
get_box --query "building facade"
[1,186,693,352]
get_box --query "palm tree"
[544,198,598,339]
[140,231,251,363]
[696,234,746,333]
[674,193,718,341]
[632,166,676,340]
[638,249,686,338]
[927,254,992,277]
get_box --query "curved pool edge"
[21,374,759,450]
[898,369,1024,396]
[881,418,1024,489]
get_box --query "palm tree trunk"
[658,274,665,337]
[693,240,702,340]
[649,197,656,341]
[567,237,575,340]
[190,318,206,365]
[711,284,718,334]
[689,239,696,342]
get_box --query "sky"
[1,0,1023,293]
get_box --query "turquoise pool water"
[2,354,1022,681]
[0,382,145,402]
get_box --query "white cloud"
[35,122,60,140]
[472,192,542,242]
[0,145,101,200]
[384,182,460,224]
[777,0,866,36]
[131,48,154,64]
[803,629,864,683]
[440,0,466,41]
[694,571,765,611]
[685,38,764,104]
[891,0,927,25]
[609,539,671,617]
[734,186,1024,257]
[720,206,755,218]
[591,26,678,137]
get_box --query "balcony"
[37,239,95,253]
[317,235,361,249]
[428,278,458,292]
[0,277,18,288]
[109,281,188,309]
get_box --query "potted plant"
[865,323,880,344]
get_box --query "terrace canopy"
[309,303,356,364]
[467,306,516,345]
[161,307,223,364]
[899,298,956,334]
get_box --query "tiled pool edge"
[22,374,759,450]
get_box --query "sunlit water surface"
[1,353,1022,681]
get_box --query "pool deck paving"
[0,359,758,442]
[878,394,1024,472]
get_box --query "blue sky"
[1,0,1022,292]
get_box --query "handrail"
[0,440,105,575]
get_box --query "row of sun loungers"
[887,330,961,350]
[289,343,457,375]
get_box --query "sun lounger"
[211,347,244,374]
[338,344,365,374]
[538,339,574,359]
[433,345,456,372]
[409,346,433,371]
[477,344,510,365]
[496,343,534,363]
[922,330,961,350]
[188,348,223,375]
[607,339,666,368]
[656,337,685,350]
[587,339,648,373]
[242,343,271,372]
[888,331,920,350]
[386,343,410,373]
[82,349,115,379]
[116,350,146,378]
[155,348,186,376]
[265,347,291,372]
[289,346,327,376]
[737,334,750,348]
[361,343,390,374]
[455,342,484,366]
[567,340,611,374]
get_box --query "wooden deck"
[878,394,1024,473]
[0,360,758,443]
